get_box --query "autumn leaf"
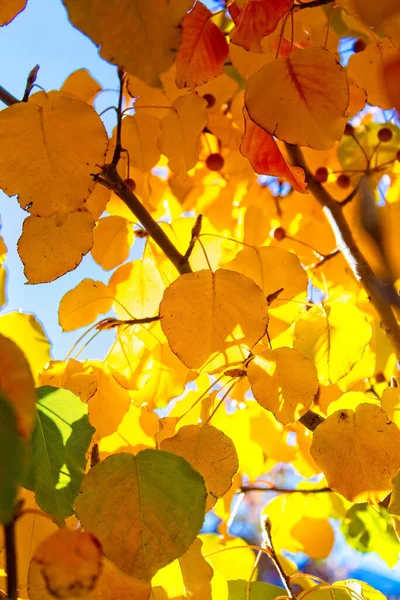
[118,114,161,172]
[160,424,239,510]
[240,108,307,193]
[76,450,207,580]
[353,0,400,27]
[175,2,229,89]
[159,268,269,372]
[245,47,349,149]
[59,279,113,331]
[61,68,102,104]
[310,404,400,503]
[0,0,26,25]
[39,359,98,404]
[62,0,193,87]
[228,0,292,52]
[0,91,107,216]
[18,210,95,284]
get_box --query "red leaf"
[240,108,308,193]
[176,2,229,88]
[229,0,292,52]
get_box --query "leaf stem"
[4,518,18,600]
[112,67,125,167]
[262,516,297,600]
[241,485,331,493]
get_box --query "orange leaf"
[0,0,26,25]
[383,53,400,112]
[176,2,229,89]
[245,47,349,149]
[229,0,292,52]
[240,108,307,193]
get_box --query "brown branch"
[0,85,19,106]
[309,248,340,270]
[286,143,400,361]
[96,164,192,275]
[4,518,18,600]
[182,214,203,262]
[112,68,125,167]
[241,485,331,493]
[293,0,333,10]
[96,315,160,330]
[262,516,297,600]
[22,65,40,102]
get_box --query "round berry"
[124,178,136,192]
[206,153,224,171]
[203,93,216,108]
[336,174,351,189]
[344,123,355,136]
[353,39,366,53]
[315,167,329,183]
[375,372,386,383]
[378,127,393,142]
[273,227,286,241]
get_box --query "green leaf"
[228,580,284,600]
[76,449,207,581]
[0,393,25,523]
[22,386,95,521]
[341,503,399,567]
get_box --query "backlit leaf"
[0,333,35,441]
[59,279,113,331]
[240,108,307,193]
[353,0,400,27]
[30,530,102,598]
[0,393,25,523]
[199,534,257,582]
[160,424,239,510]
[311,404,400,502]
[61,68,102,104]
[0,0,26,25]
[293,303,372,384]
[62,0,193,87]
[119,114,161,172]
[229,0,292,52]
[0,91,107,216]
[22,386,95,521]
[228,580,284,600]
[39,359,98,404]
[76,450,207,580]
[158,94,208,176]
[381,385,400,427]
[160,269,269,372]
[245,47,349,149]
[175,2,229,89]
[247,347,319,424]
[0,312,51,382]
[18,210,95,284]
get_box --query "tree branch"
[112,68,125,167]
[286,143,400,361]
[293,0,333,10]
[262,516,297,600]
[4,519,18,600]
[96,164,192,275]
[0,85,19,106]
[241,485,331,493]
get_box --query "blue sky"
[0,0,121,359]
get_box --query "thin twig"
[22,65,40,102]
[182,214,203,262]
[0,85,19,106]
[112,67,125,167]
[96,315,160,330]
[262,516,297,600]
[241,485,332,493]
[4,519,18,600]
[292,0,333,11]
[309,248,340,269]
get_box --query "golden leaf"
[91,216,134,271]
[58,279,113,331]
[61,68,102,104]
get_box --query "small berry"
[273,227,286,241]
[375,372,386,383]
[378,127,393,142]
[206,153,224,171]
[124,178,136,192]
[314,167,329,183]
[203,93,216,108]
[344,123,355,136]
[336,174,351,189]
[353,39,366,53]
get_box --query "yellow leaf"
[85,361,131,439]
[348,40,399,109]
[61,68,102,103]
[0,333,35,441]
[161,424,239,510]
[152,538,213,600]
[18,210,95,284]
[0,0,26,25]
[99,404,159,457]
[62,0,193,87]
[389,468,400,537]
[346,77,367,118]
[293,303,372,384]
[29,530,102,599]
[39,359,98,404]
[160,268,269,372]
[0,91,107,216]
[158,95,208,176]
[58,279,113,331]
[109,259,165,319]
[311,404,400,502]
[0,266,6,308]
[0,236,7,263]
[199,534,257,582]
[245,47,349,149]
[119,114,161,172]
[381,385,400,427]
[85,184,110,220]
[327,391,378,415]
[91,216,133,271]
[29,555,151,600]
[247,347,319,424]
[353,0,400,27]
[0,312,51,382]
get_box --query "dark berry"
[344,123,355,136]
[336,174,351,189]
[315,167,329,183]
[124,178,136,192]
[378,127,393,142]
[353,39,366,53]
[206,153,224,171]
[273,227,286,241]
[203,93,216,108]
